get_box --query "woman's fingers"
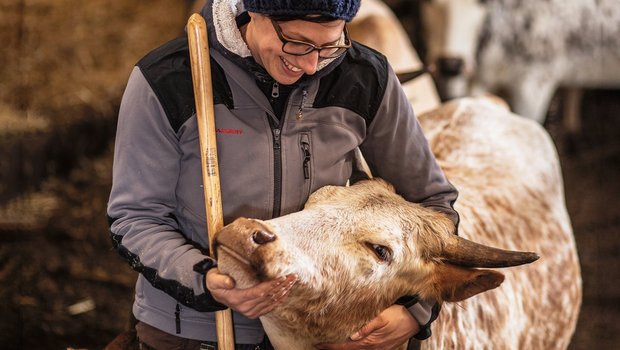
[208,272,298,318]
[206,269,236,290]
[242,276,298,318]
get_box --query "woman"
[107,0,459,348]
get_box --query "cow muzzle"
[213,217,280,285]
[436,56,465,77]
[213,217,277,259]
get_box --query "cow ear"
[434,263,505,302]
[350,168,371,185]
[350,148,373,185]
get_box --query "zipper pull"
[296,89,308,120]
[273,128,281,150]
[301,141,311,179]
[175,303,181,334]
[271,81,280,98]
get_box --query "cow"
[214,96,582,349]
[420,0,620,127]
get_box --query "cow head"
[213,178,538,342]
[421,0,491,98]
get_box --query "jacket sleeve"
[360,65,459,228]
[107,67,225,312]
[409,298,441,340]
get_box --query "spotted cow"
[421,0,620,124]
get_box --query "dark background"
[1,1,618,349]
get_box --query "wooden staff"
[187,13,235,349]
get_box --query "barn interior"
[0,1,618,349]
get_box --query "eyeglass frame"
[270,19,352,59]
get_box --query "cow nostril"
[252,230,276,245]
[437,57,464,77]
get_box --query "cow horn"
[440,235,539,268]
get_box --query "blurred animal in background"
[420,0,620,132]
[214,96,582,350]
[188,0,203,14]
[347,0,440,114]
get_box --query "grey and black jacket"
[107,0,458,344]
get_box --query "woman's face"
[245,13,346,85]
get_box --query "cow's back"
[418,97,582,349]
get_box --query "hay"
[0,102,48,133]
[0,0,189,123]
[0,191,59,232]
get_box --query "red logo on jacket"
[216,128,243,135]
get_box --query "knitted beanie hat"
[242,0,361,22]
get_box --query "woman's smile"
[281,56,303,74]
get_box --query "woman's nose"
[297,51,320,75]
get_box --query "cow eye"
[369,244,392,263]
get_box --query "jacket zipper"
[301,135,311,180]
[271,81,280,98]
[296,89,308,120]
[266,81,283,217]
[300,133,312,209]
[268,83,307,217]
[175,303,181,334]
[271,126,282,217]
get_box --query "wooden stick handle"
[187,13,235,350]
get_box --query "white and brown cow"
[421,0,620,125]
[214,97,582,349]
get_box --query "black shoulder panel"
[137,36,233,133]
[314,42,388,126]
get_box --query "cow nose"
[437,57,464,77]
[252,229,276,245]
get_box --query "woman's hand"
[206,269,297,319]
[315,305,419,350]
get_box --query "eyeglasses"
[270,19,351,59]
